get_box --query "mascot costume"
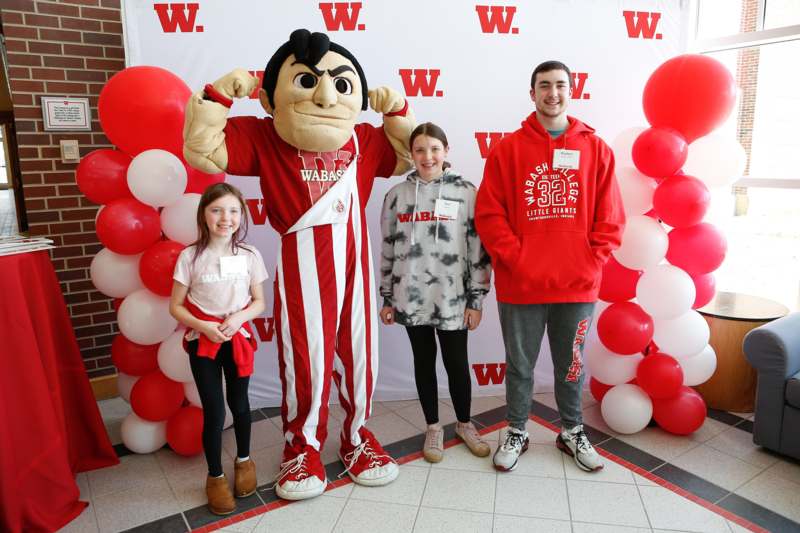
[183,29,416,501]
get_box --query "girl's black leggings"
[404,326,471,425]
[187,340,251,477]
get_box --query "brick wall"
[736,0,760,176]
[1,0,124,379]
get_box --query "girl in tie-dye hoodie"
[379,122,492,464]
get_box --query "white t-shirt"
[173,243,269,318]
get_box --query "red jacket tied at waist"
[183,299,257,377]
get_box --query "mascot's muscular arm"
[183,68,258,174]
[368,87,415,175]
[183,70,414,176]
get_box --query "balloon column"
[589,55,743,436]
[79,66,226,455]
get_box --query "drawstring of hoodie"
[411,178,420,245]
[410,172,447,246]
[435,178,444,245]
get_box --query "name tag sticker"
[434,199,459,220]
[553,149,580,169]
[220,255,248,277]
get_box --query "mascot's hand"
[369,86,405,115]
[212,68,260,99]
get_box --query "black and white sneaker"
[493,427,529,472]
[556,424,604,472]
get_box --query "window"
[691,0,800,311]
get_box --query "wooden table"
[695,291,789,412]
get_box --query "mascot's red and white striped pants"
[273,156,379,451]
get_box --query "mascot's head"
[260,29,368,152]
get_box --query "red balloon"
[632,127,688,178]
[667,223,727,275]
[96,198,162,254]
[589,377,614,403]
[184,163,225,194]
[130,370,185,421]
[692,273,716,309]
[111,334,159,376]
[167,406,204,456]
[643,54,736,142]
[653,386,707,435]
[636,353,683,399]
[599,256,641,303]
[653,175,710,228]
[99,66,191,157]
[597,302,654,355]
[76,149,133,204]
[140,240,185,297]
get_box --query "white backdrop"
[122,0,690,406]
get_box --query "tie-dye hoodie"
[380,169,492,331]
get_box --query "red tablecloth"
[0,250,118,533]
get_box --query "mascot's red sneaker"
[339,427,399,486]
[274,444,326,500]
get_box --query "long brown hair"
[192,182,251,263]
[409,122,451,170]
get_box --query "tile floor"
[59,392,800,533]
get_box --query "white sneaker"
[556,425,604,472]
[493,427,529,471]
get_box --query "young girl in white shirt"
[170,183,268,515]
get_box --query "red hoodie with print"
[475,112,625,304]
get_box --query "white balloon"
[681,344,718,386]
[157,329,193,383]
[117,372,139,403]
[653,311,710,359]
[184,381,202,407]
[585,338,643,385]
[601,384,653,434]
[127,149,187,207]
[121,412,167,454]
[684,134,746,188]
[118,289,178,345]
[636,265,696,320]
[616,166,657,216]
[611,127,647,168]
[161,193,201,245]
[90,248,144,298]
[613,215,668,271]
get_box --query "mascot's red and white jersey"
[224,117,396,234]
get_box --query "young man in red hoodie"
[475,61,625,473]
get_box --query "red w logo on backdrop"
[319,2,365,31]
[475,132,511,159]
[475,5,519,34]
[251,317,276,342]
[398,69,443,97]
[623,10,662,39]
[571,73,590,100]
[246,199,268,226]
[472,363,507,386]
[153,3,203,33]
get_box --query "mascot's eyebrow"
[291,62,356,78]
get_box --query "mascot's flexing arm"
[183,29,415,501]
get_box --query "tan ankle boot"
[234,458,257,497]
[206,475,235,515]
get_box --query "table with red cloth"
[0,250,119,533]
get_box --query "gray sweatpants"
[498,302,596,431]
